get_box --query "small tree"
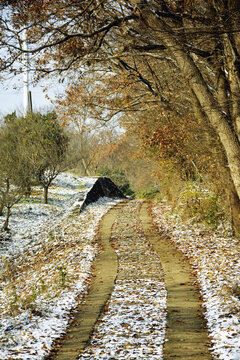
[0,110,68,230]
[0,178,22,231]
[20,111,68,204]
[0,125,28,231]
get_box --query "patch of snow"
[0,173,98,257]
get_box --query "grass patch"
[135,187,161,200]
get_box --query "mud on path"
[50,200,213,359]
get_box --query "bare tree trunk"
[227,174,240,236]
[3,206,11,231]
[43,186,48,204]
[0,203,4,216]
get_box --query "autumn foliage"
[1,0,240,232]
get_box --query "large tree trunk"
[227,173,240,236]
[162,40,240,201]
[131,1,240,203]
[182,84,239,205]
[192,90,240,234]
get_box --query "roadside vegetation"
[1,0,239,235]
[0,173,116,359]
[0,105,233,236]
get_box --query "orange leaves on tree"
[59,38,86,57]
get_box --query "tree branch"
[155,10,212,26]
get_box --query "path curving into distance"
[140,201,213,360]
[49,200,213,360]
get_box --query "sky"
[0,86,52,116]
[0,72,65,117]
[0,8,57,117]
[0,77,61,116]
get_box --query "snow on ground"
[2,177,239,360]
[0,173,118,360]
[79,201,167,360]
[0,173,97,257]
[152,201,240,360]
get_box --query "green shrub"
[135,187,161,200]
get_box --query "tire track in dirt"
[48,205,119,360]
[49,200,213,360]
[140,201,213,360]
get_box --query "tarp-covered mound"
[80,177,125,211]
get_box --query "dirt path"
[49,200,213,360]
[78,200,167,359]
[140,201,213,359]
[49,205,119,360]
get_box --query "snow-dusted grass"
[152,201,240,360]
[0,173,117,360]
[0,174,97,257]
